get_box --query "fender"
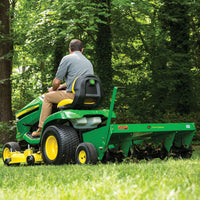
[43,109,116,130]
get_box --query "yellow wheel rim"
[3,147,11,161]
[79,150,87,164]
[45,135,58,160]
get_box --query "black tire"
[2,142,21,166]
[41,125,79,165]
[75,142,98,165]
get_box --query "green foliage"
[4,0,200,136]
[110,0,200,120]
[0,122,16,145]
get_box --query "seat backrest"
[70,74,103,109]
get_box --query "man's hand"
[58,83,67,90]
[48,79,67,92]
[48,87,54,92]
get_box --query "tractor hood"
[16,95,44,120]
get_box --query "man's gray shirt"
[55,51,94,92]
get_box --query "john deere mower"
[2,74,196,165]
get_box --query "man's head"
[69,39,83,53]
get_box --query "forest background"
[0,0,200,144]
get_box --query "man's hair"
[69,39,83,52]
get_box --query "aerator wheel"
[75,143,98,165]
[180,145,193,159]
[41,125,79,165]
[171,145,193,159]
[2,142,21,166]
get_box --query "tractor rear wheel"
[75,142,98,165]
[41,125,79,165]
[2,142,21,166]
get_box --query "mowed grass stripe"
[0,146,200,200]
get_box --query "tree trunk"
[94,0,113,104]
[40,62,48,94]
[151,0,193,115]
[0,0,13,122]
[53,36,65,77]
[164,0,192,114]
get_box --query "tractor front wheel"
[75,143,98,165]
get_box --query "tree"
[94,0,113,99]
[0,0,13,122]
[8,0,200,123]
[155,0,193,114]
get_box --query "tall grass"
[0,147,200,200]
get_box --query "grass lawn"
[0,146,200,200]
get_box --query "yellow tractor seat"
[57,99,73,108]
[57,74,103,110]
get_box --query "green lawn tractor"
[2,74,196,165]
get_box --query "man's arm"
[52,78,61,91]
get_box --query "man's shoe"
[32,128,42,137]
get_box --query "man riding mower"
[2,74,196,165]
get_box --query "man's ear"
[81,48,84,53]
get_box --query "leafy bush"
[0,121,16,145]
